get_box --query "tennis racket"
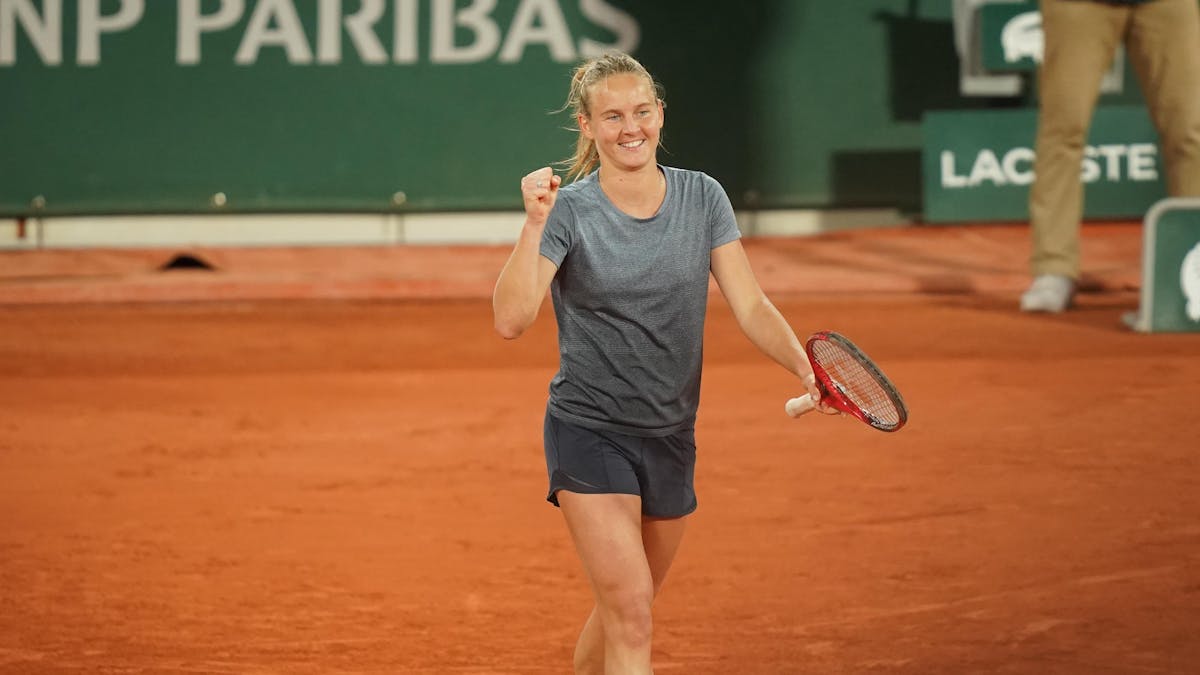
[785,331,908,432]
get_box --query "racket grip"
[785,394,816,418]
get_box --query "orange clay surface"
[1,223,1198,674]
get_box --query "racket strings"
[812,341,903,425]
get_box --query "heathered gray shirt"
[539,166,741,437]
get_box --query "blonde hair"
[558,51,663,182]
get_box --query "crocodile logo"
[1182,241,1200,322]
[1001,11,1043,64]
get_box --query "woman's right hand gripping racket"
[786,331,908,432]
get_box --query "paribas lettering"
[0,0,639,66]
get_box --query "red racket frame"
[807,331,908,432]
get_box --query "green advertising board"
[1,0,633,215]
[1129,198,1200,333]
[979,0,1038,72]
[922,106,1166,223]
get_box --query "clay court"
[1,222,1198,674]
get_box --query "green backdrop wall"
[0,0,1127,217]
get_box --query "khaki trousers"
[1029,0,1200,278]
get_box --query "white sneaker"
[1020,275,1075,313]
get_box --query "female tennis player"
[492,51,832,674]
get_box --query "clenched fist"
[521,167,562,227]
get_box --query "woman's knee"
[599,585,654,647]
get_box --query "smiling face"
[578,73,664,175]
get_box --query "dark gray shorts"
[543,411,697,518]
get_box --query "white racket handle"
[785,394,817,418]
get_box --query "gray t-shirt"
[539,166,741,437]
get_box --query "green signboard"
[1130,198,1200,333]
[0,0,639,216]
[979,0,1039,72]
[922,106,1166,223]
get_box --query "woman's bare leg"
[561,491,688,674]
[574,606,606,674]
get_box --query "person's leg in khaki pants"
[1126,0,1200,199]
[1028,0,1128,283]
